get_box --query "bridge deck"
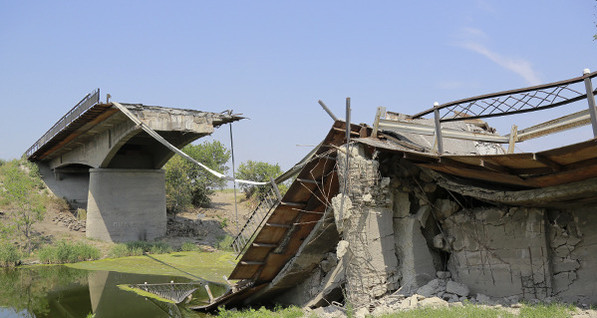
[228,121,361,282]
[27,91,241,162]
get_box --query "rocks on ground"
[306,271,597,318]
[51,212,86,232]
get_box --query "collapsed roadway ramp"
[197,69,597,310]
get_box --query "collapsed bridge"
[202,69,597,309]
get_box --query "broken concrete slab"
[446,281,470,297]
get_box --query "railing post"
[269,177,282,201]
[507,124,518,154]
[372,106,385,138]
[583,69,597,138]
[433,102,444,154]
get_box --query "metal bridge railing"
[407,69,597,154]
[412,70,597,122]
[26,88,100,159]
[230,185,280,258]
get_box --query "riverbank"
[0,188,250,267]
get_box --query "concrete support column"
[335,145,398,307]
[86,168,166,242]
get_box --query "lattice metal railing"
[412,70,597,122]
[132,282,201,304]
[230,185,280,258]
[26,88,100,159]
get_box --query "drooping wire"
[111,102,267,186]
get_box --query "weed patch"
[217,235,234,251]
[0,242,20,267]
[108,241,173,258]
[180,241,199,251]
[217,305,303,318]
[38,240,100,264]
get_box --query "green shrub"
[130,247,144,256]
[125,241,152,252]
[217,216,229,229]
[217,235,235,251]
[149,242,172,254]
[108,244,130,258]
[180,241,198,251]
[0,159,46,253]
[0,242,20,267]
[38,240,100,264]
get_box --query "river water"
[0,265,226,317]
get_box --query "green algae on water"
[67,251,237,283]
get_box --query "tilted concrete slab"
[33,103,242,170]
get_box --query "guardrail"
[26,88,100,159]
[401,69,597,154]
[230,185,281,258]
[412,70,597,122]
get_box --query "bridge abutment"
[86,168,166,242]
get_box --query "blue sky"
[1,1,596,171]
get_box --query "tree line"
[163,140,284,214]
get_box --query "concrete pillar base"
[87,169,166,242]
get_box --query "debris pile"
[52,212,85,232]
[166,216,226,241]
[308,270,594,318]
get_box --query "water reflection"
[0,266,222,317]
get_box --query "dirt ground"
[189,189,254,234]
[30,189,254,256]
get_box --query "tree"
[236,160,284,199]
[164,141,231,213]
[0,159,46,253]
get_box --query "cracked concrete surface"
[256,135,597,309]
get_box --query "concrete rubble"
[52,212,86,232]
[224,117,597,316]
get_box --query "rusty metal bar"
[583,69,597,137]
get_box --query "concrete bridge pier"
[86,168,166,242]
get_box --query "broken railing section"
[230,180,282,257]
[379,69,597,154]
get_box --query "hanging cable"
[111,102,267,186]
